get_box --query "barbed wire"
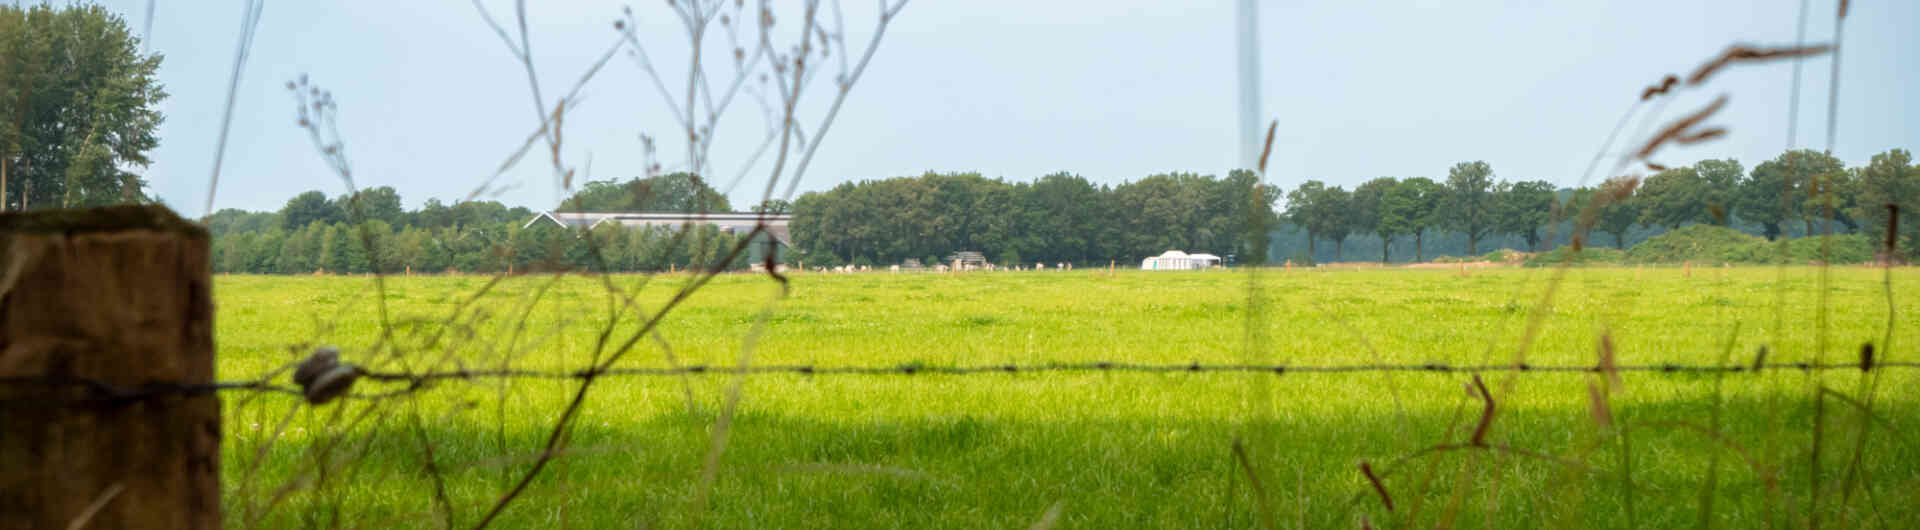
[0,376,298,402]
[5,352,1909,405]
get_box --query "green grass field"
[215,267,1920,528]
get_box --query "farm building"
[945,251,988,269]
[523,211,794,263]
[1140,250,1221,270]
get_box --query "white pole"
[1235,0,1262,172]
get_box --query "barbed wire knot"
[293,346,359,405]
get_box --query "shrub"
[1624,225,1764,264]
[1480,249,1531,264]
[1428,251,1527,264]
[1523,245,1626,267]
[1726,233,1875,264]
[1620,224,1875,265]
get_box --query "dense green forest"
[790,170,1281,268]
[184,147,1915,274]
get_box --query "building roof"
[525,211,794,248]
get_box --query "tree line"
[789,170,1281,268]
[206,173,768,274]
[196,146,1914,274]
[1278,149,1915,264]
[787,148,1914,267]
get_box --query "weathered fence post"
[0,205,218,529]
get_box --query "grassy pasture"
[215,267,1920,528]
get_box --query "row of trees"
[789,171,1280,267]
[1282,149,1916,263]
[213,170,1287,273]
[1576,148,1915,257]
[208,174,767,274]
[1286,161,1560,262]
[213,218,749,275]
[212,187,537,236]
[203,146,1915,273]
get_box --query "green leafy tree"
[275,223,313,273]
[1496,180,1557,251]
[250,229,284,273]
[414,198,452,228]
[751,198,793,214]
[386,226,428,273]
[971,179,1027,263]
[446,223,502,272]
[1443,161,1497,254]
[1807,166,1860,234]
[421,228,453,272]
[1353,177,1399,262]
[1112,173,1207,257]
[281,191,341,230]
[1693,158,1743,226]
[448,200,517,228]
[1210,169,1280,260]
[1739,150,1843,240]
[0,4,165,210]
[1238,173,1282,265]
[348,220,391,274]
[1394,177,1445,261]
[205,208,279,237]
[215,232,254,273]
[559,173,732,212]
[1636,166,1709,230]
[1318,185,1355,261]
[318,224,345,273]
[1025,172,1102,263]
[1737,161,1792,241]
[1852,149,1918,259]
[512,222,568,272]
[1285,180,1328,260]
[940,172,1013,257]
[1375,180,1419,263]
[339,186,405,227]
[1592,177,1641,249]
[1566,186,1596,244]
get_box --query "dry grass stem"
[1632,95,1728,160]
[1687,45,1832,85]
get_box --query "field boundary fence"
[1,354,1913,406]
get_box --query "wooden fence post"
[0,205,218,529]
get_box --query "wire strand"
[5,358,1911,404]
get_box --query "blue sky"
[98,0,1917,214]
